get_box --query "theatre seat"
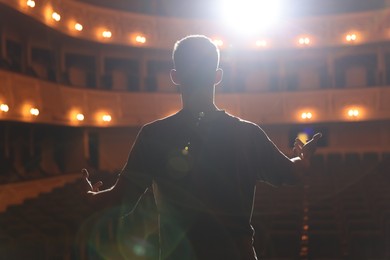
[308,231,343,258]
[264,231,301,258]
[7,233,48,260]
[347,231,386,259]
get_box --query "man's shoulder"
[140,110,262,134]
[224,112,261,130]
[223,113,271,144]
[140,111,181,132]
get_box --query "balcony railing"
[2,0,390,49]
[1,70,389,127]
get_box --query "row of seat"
[0,155,389,259]
[253,154,390,259]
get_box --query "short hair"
[172,35,220,87]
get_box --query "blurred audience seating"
[0,153,389,259]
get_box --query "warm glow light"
[52,12,61,22]
[299,37,311,45]
[102,31,112,38]
[0,104,9,112]
[102,114,112,122]
[75,23,83,31]
[297,132,309,145]
[256,40,267,47]
[346,34,357,42]
[26,0,35,8]
[301,112,313,120]
[221,0,282,34]
[348,109,360,118]
[135,35,146,44]
[30,108,39,116]
[76,113,85,121]
[213,39,224,47]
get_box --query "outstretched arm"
[82,168,119,199]
[81,127,153,212]
[81,168,122,209]
[81,167,150,214]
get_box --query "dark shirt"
[121,109,295,260]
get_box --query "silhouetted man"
[83,35,321,260]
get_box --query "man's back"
[136,109,291,259]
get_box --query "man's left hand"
[293,133,322,162]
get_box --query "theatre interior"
[0,0,390,259]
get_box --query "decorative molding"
[2,0,390,49]
[1,70,390,126]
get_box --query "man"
[83,35,321,260]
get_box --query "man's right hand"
[82,168,103,195]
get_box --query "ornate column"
[278,58,287,91]
[21,36,31,73]
[0,24,6,60]
[54,43,65,84]
[326,53,335,88]
[376,46,385,85]
[96,49,104,89]
[139,55,148,91]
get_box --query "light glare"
[297,132,309,145]
[256,40,267,47]
[75,23,83,31]
[0,104,9,112]
[301,112,312,120]
[102,31,112,38]
[299,37,311,45]
[52,12,61,22]
[76,113,85,121]
[222,0,281,34]
[135,35,146,43]
[26,0,35,8]
[348,109,359,117]
[30,108,39,116]
[102,114,112,122]
[213,39,224,47]
[346,34,357,42]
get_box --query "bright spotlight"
[221,0,282,34]
[26,0,35,8]
[299,37,311,45]
[135,35,146,44]
[0,104,9,112]
[213,39,224,47]
[346,34,357,42]
[348,109,359,118]
[30,107,39,116]
[75,23,83,31]
[52,12,61,22]
[102,31,112,38]
[102,114,112,122]
[301,112,312,120]
[76,113,85,121]
[256,40,268,47]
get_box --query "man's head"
[171,35,222,89]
